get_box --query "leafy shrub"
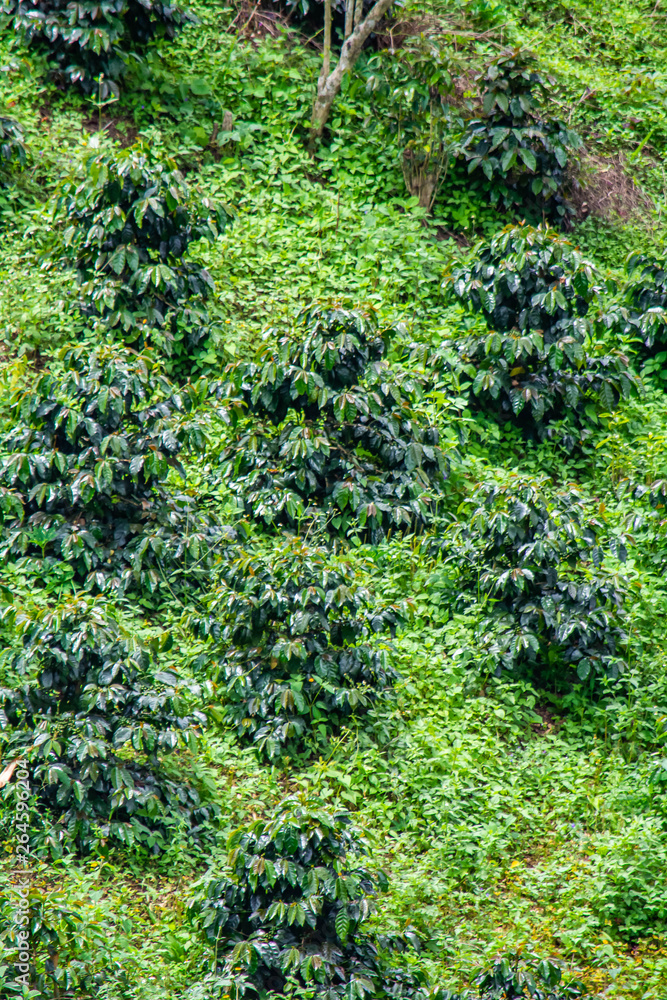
[218,306,449,542]
[0,599,214,855]
[365,37,457,210]
[460,48,581,222]
[445,225,637,444]
[0,237,86,356]
[0,116,25,175]
[197,539,403,759]
[188,795,421,999]
[612,251,667,383]
[0,868,128,996]
[445,475,627,684]
[623,252,667,348]
[463,0,506,30]
[587,819,667,942]
[55,140,228,369]
[471,955,586,999]
[0,116,26,225]
[3,0,195,96]
[0,343,221,597]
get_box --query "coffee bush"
[0,343,221,597]
[0,599,214,855]
[219,306,448,542]
[4,0,195,95]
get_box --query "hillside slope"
[2,1,667,998]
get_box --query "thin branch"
[320,0,332,85]
[311,0,395,138]
[344,0,354,39]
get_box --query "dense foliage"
[56,141,228,368]
[2,0,667,995]
[0,599,212,854]
[444,475,628,683]
[0,343,219,597]
[3,0,195,95]
[445,226,637,442]
[617,252,667,381]
[198,541,402,758]
[189,797,420,999]
[0,876,128,997]
[471,956,586,999]
[461,48,581,222]
[0,116,25,174]
[589,820,667,942]
[218,306,448,541]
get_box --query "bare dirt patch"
[229,0,297,43]
[531,705,561,736]
[570,151,654,222]
[81,114,139,147]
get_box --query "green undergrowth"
[2,0,667,997]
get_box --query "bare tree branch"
[310,0,395,140]
[344,0,354,39]
[319,0,332,86]
[354,0,363,28]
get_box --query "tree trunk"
[319,0,332,87]
[344,0,353,38]
[310,0,395,141]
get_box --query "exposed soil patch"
[531,705,560,736]
[81,114,139,146]
[229,0,298,43]
[570,151,654,222]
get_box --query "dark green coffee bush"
[608,251,667,384]
[0,599,214,855]
[218,306,450,542]
[188,796,423,1000]
[3,0,195,96]
[443,475,627,684]
[445,225,637,445]
[0,343,221,597]
[55,141,228,369]
[460,48,581,222]
[622,251,667,353]
[196,539,403,759]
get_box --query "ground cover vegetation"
[2,0,667,997]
